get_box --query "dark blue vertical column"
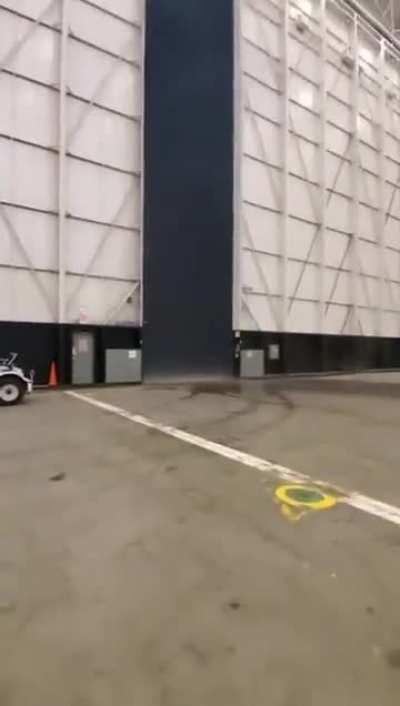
[143,0,234,378]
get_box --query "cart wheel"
[0,377,26,406]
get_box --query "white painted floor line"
[67,390,400,528]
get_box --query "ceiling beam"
[342,0,400,52]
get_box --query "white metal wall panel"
[0,269,57,322]
[0,209,57,272]
[0,0,144,325]
[92,0,143,25]
[0,140,58,212]
[0,17,60,85]
[236,0,400,337]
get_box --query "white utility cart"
[0,354,33,406]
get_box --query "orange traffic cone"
[48,361,58,387]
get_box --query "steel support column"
[350,14,361,334]
[377,37,387,336]
[319,0,328,334]
[58,0,70,324]
[281,1,290,332]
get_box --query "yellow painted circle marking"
[275,484,337,510]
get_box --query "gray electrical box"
[240,350,264,378]
[105,349,142,384]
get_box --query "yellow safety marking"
[275,484,338,510]
[280,503,308,523]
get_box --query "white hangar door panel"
[0,0,144,325]
[235,0,400,338]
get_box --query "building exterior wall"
[2,0,400,382]
[235,0,400,347]
[0,0,144,327]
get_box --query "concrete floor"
[1,373,400,705]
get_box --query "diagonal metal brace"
[0,0,58,73]
[0,205,56,319]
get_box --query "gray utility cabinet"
[240,350,264,378]
[105,349,142,384]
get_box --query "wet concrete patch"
[227,601,241,611]
[49,472,66,482]
[268,378,400,400]
[186,382,243,398]
[385,649,400,669]
[0,563,18,613]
